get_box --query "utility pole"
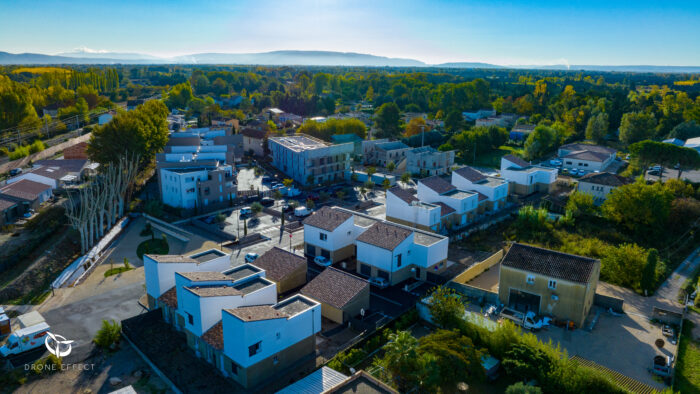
[421,125,425,148]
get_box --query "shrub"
[28,140,45,154]
[94,319,121,349]
[30,354,62,375]
[506,382,543,394]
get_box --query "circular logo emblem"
[44,332,73,357]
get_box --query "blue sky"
[1,0,699,65]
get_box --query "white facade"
[222,296,321,369]
[269,135,353,185]
[143,250,232,302]
[386,189,441,230]
[159,165,234,209]
[500,156,557,189]
[303,216,355,254]
[416,182,478,225]
[451,170,509,209]
[406,147,455,176]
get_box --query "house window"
[229,361,239,375]
[276,332,281,340]
[319,233,327,241]
[273,356,279,365]
[186,312,193,325]
[548,279,557,289]
[396,253,402,268]
[526,275,535,285]
[249,341,261,357]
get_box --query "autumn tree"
[405,117,430,137]
[602,180,673,238]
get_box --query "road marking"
[371,293,402,306]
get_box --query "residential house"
[363,141,411,167]
[0,197,19,226]
[361,139,388,159]
[301,267,369,324]
[249,247,307,294]
[405,147,455,176]
[268,134,353,186]
[662,138,685,147]
[462,109,496,122]
[476,116,507,127]
[684,137,700,152]
[0,179,52,213]
[263,108,285,123]
[385,186,442,232]
[402,112,427,124]
[509,124,536,141]
[500,155,558,196]
[451,166,509,211]
[6,159,90,189]
[557,143,617,172]
[577,172,634,204]
[240,128,268,157]
[323,371,398,394]
[303,206,355,263]
[417,176,478,227]
[498,243,600,327]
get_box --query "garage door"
[508,289,540,314]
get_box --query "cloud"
[73,46,109,54]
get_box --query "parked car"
[240,207,252,216]
[313,256,332,267]
[9,168,22,176]
[282,204,294,213]
[244,253,259,263]
[294,206,312,217]
[368,277,389,289]
[246,194,261,202]
[649,165,662,171]
[549,159,562,166]
[260,197,274,207]
[262,176,272,183]
[569,169,578,176]
[648,170,661,176]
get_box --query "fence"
[453,249,504,284]
[446,281,500,305]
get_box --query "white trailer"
[499,307,542,331]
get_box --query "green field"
[675,319,700,394]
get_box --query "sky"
[1,0,699,66]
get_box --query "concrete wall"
[453,249,504,284]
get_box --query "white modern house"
[268,134,353,186]
[500,155,558,196]
[417,176,478,227]
[451,166,509,211]
[143,249,322,390]
[385,186,442,232]
[302,206,355,263]
[302,206,450,285]
[557,143,617,172]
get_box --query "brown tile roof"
[387,186,418,204]
[324,371,398,394]
[356,221,412,251]
[563,150,611,162]
[177,272,232,282]
[226,305,288,322]
[301,268,368,309]
[419,176,455,195]
[63,142,88,160]
[303,206,353,232]
[502,243,598,284]
[158,286,178,308]
[559,143,616,155]
[0,179,51,201]
[240,128,267,139]
[0,197,17,211]
[476,191,489,201]
[503,154,530,168]
[31,159,88,180]
[185,285,241,297]
[145,254,198,264]
[202,321,224,350]
[435,202,455,216]
[454,166,486,182]
[579,172,634,187]
[251,247,307,283]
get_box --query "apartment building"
[405,147,455,176]
[268,134,353,186]
[363,141,411,167]
[451,166,509,211]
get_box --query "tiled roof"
[579,172,634,187]
[145,254,198,264]
[202,321,224,350]
[559,143,616,155]
[387,186,418,204]
[303,206,353,232]
[502,243,598,284]
[301,268,368,309]
[503,154,530,168]
[324,371,398,394]
[0,179,51,201]
[563,150,610,162]
[251,247,307,283]
[158,287,178,308]
[419,176,455,195]
[226,305,288,322]
[240,128,267,139]
[185,285,241,297]
[435,202,455,216]
[177,272,231,282]
[0,197,17,211]
[32,159,87,179]
[454,166,486,182]
[476,191,489,201]
[356,221,412,251]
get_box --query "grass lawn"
[463,145,524,169]
[136,238,169,259]
[674,319,700,394]
[104,266,133,278]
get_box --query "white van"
[294,206,312,217]
[0,322,51,357]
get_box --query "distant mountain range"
[1,50,699,73]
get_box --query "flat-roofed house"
[557,143,617,172]
[385,186,442,232]
[268,134,353,186]
[498,243,600,327]
[451,166,509,211]
[301,267,369,324]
